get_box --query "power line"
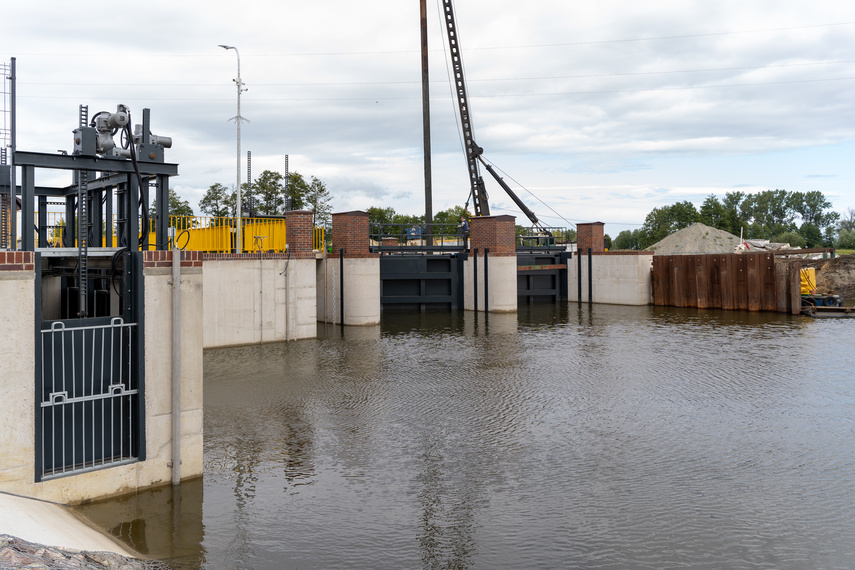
[18,59,855,88]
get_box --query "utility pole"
[219,45,247,252]
[420,0,433,236]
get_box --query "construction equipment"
[440,0,545,231]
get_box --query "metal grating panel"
[39,317,139,480]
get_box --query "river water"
[77,304,855,569]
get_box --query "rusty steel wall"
[652,252,801,314]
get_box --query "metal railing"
[515,227,569,252]
[29,212,331,253]
[370,222,467,253]
[39,318,139,480]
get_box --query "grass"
[836,249,855,256]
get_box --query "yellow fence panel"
[36,213,325,254]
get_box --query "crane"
[440,0,544,230]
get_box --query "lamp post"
[219,44,246,252]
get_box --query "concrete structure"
[0,251,204,505]
[321,211,380,325]
[568,251,654,305]
[467,215,518,312]
[202,255,317,345]
[0,492,134,555]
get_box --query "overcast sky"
[3,0,854,235]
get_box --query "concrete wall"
[0,251,205,505]
[317,257,380,325]
[464,255,517,312]
[568,252,654,305]
[202,256,317,347]
[0,256,37,494]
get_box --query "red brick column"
[577,222,605,253]
[330,211,378,258]
[469,215,516,256]
[0,251,35,271]
[283,210,315,259]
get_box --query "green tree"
[790,190,839,229]
[367,206,397,226]
[770,230,806,248]
[698,194,726,229]
[433,206,469,231]
[798,222,823,248]
[835,228,855,249]
[149,188,194,228]
[639,201,699,247]
[305,176,333,225]
[253,170,287,215]
[603,234,612,250]
[199,183,234,218]
[740,189,794,230]
[614,229,641,250]
[286,172,313,211]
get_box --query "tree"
[639,201,699,248]
[798,222,823,248]
[253,170,287,215]
[770,230,806,248]
[433,206,469,229]
[367,206,397,226]
[839,208,855,232]
[790,191,839,229]
[199,183,233,218]
[286,172,312,211]
[699,195,724,228]
[305,176,333,226]
[836,228,855,249]
[614,229,641,250]
[149,188,194,226]
[603,234,612,250]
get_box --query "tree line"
[199,170,332,225]
[613,190,850,250]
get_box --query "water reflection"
[74,479,204,568]
[78,306,855,569]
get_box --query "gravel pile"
[649,223,741,255]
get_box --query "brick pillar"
[469,215,516,257]
[577,222,605,253]
[330,210,377,258]
[283,210,315,259]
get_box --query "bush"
[836,228,855,250]
[770,231,806,248]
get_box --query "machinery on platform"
[440,0,546,232]
[1,57,178,481]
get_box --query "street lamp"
[219,44,247,252]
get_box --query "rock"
[0,534,166,570]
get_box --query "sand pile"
[812,254,855,298]
[648,223,741,255]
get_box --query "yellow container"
[800,267,816,295]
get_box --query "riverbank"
[0,492,149,567]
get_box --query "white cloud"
[2,0,854,236]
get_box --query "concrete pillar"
[467,215,517,312]
[577,222,606,253]
[324,211,380,325]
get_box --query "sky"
[2,0,854,236]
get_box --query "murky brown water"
[78,305,855,569]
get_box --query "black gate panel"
[380,254,462,311]
[517,252,569,303]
